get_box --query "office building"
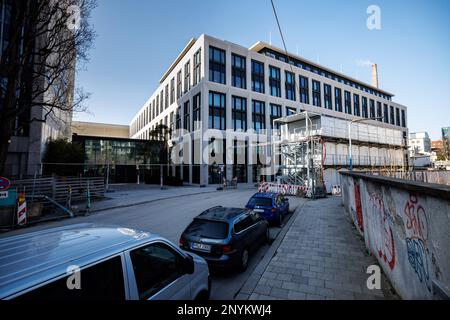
[130,34,408,186]
[409,132,431,156]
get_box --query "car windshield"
[185,219,229,239]
[247,197,273,207]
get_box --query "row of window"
[259,47,392,101]
[131,48,202,136]
[207,46,406,128]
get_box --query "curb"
[235,199,309,300]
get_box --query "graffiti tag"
[354,182,364,233]
[369,193,396,271]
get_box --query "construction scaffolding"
[275,112,326,198]
[273,111,407,198]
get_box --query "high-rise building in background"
[0,0,75,177]
[409,132,431,156]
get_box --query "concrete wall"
[340,172,450,299]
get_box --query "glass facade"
[324,84,332,110]
[232,96,247,131]
[251,60,265,93]
[362,96,368,118]
[270,103,282,129]
[299,76,309,104]
[312,80,321,107]
[193,93,201,131]
[209,91,226,130]
[232,53,246,89]
[335,87,342,112]
[269,66,281,97]
[344,91,351,114]
[209,46,226,84]
[252,100,266,132]
[353,94,360,116]
[285,71,295,101]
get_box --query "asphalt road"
[0,188,305,300]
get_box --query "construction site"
[271,111,407,197]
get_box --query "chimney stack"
[372,63,379,88]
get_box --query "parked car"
[0,223,210,300]
[180,207,270,272]
[246,193,290,226]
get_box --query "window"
[165,84,169,109]
[209,91,226,130]
[384,104,389,123]
[285,71,296,101]
[234,214,255,233]
[396,108,400,126]
[344,91,351,114]
[16,257,125,301]
[160,91,164,113]
[312,80,321,107]
[252,100,266,132]
[175,106,182,130]
[184,101,190,132]
[177,70,182,99]
[270,104,282,129]
[377,102,383,122]
[209,46,226,84]
[232,53,246,89]
[286,106,296,116]
[170,111,174,136]
[193,49,201,86]
[390,106,395,125]
[324,84,332,110]
[353,94,360,116]
[193,93,201,130]
[269,66,281,97]
[335,87,342,112]
[362,97,368,118]
[232,96,247,131]
[170,78,175,105]
[401,110,406,128]
[370,99,375,118]
[185,219,229,239]
[251,60,265,93]
[184,61,191,93]
[299,76,309,104]
[130,243,184,300]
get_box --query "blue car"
[245,193,290,226]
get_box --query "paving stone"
[247,197,397,301]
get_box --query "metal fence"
[368,170,450,186]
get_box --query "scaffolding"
[275,112,326,198]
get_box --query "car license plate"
[254,209,264,213]
[190,242,211,252]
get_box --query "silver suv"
[0,223,210,300]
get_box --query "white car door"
[126,241,192,300]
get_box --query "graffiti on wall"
[368,192,396,271]
[354,182,364,233]
[404,194,431,291]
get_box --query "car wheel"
[239,249,249,272]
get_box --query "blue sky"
[76,0,450,140]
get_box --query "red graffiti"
[370,193,396,271]
[404,194,428,242]
[354,183,364,232]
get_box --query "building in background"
[409,132,431,156]
[0,0,74,177]
[442,127,450,158]
[130,34,409,186]
[72,121,130,139]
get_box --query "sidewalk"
[238,196,398,300]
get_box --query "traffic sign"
[0,177,11,191]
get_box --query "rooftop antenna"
[269,31,272,45]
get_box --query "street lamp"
[348,116,383,172]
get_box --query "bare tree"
[0,0,96,175]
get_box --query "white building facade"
[130,35,408,186]
[409,132,431,156]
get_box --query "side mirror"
[183,254,195,275]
